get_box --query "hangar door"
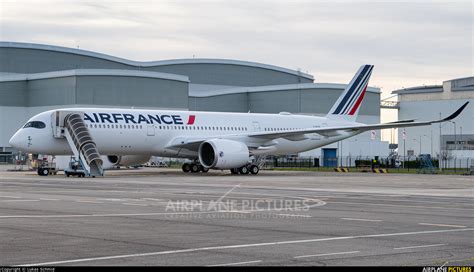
[323,148,337,167]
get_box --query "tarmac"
[0,167,472,266]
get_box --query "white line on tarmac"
[340,218,382,222]
[227,211,252,214]
[276,214,312,218]
[39,198,60,201]
[328,200,470,211]
[418,223,467,228]
[141,198,165,201]
[394,244,446,250]
[122,203,148,206]
[1,199,39,202]
[207,260,262,266]
[0,196,22,199]
[76,200,104,204]
[294,251,360,259]
[18,228,474,266]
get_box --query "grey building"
[392,77,474,159]
[0,41,384,160]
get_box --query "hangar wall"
[0,41,387,159]
[189,84,380,116]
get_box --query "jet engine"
[105,155,150,167]
[198,139,249,169]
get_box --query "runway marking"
[228,211,252,214]
[76,200,104,204]
[328,200,471,211]
[276,214,312,218]
[340,218,382,222]
[122,203,148,206]
[394,244,446,250]
[207,260,262,266]
[0,196,22,199]
[418,223,467,228]
[98,198,124,202]
[39,198,60,201]
[0,199,39,202]
[141,198,166,201]
[18,228,474,266]
[0,210,258,219]
[294,251,359,259]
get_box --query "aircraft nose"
[9,131,22,149]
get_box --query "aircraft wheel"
[250,165,259,175]
[182,163,191,173]
[191,164,200,173]
[200,166,209,173]
[239,166,249,175]
[230,168,239,175]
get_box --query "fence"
[265,156,473,174]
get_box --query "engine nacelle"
[198,139,249,169]
[105,155,150,167]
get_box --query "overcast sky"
[1,0,472,101]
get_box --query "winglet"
[440,101,469,122]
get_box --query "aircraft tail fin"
[327,64,374,122]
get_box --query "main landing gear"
[230,164,259,175]
[182,163,209,173]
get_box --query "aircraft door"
[147,125,155,136]
[252,121,261,132]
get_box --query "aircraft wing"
[166,101,468,150]
[248,101,469,140]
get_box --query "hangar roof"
[392,85,443,95]
[0,69,189,83]
[392,76,474,95]
[0,41,313,80]
[190,83,381,97]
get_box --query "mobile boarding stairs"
[52,111,104,177]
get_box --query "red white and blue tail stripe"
[327,64,374,121]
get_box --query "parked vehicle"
[64,159,86,177]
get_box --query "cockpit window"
[23,121,46,129]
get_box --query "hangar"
[393,77,474,160]
[0,42,386,163]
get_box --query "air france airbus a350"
[9,65,469,176]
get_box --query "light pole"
[449,121,456,151]
[430,130,433,156]
[413,138,421,156]
[403,129,406,168]
[460,126,463,150]
[439,112,441,156]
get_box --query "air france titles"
[84,113,186,125]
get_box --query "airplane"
[8,65,469,176]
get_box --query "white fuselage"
[9,108,362,158]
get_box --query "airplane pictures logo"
[84,112,196,125]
